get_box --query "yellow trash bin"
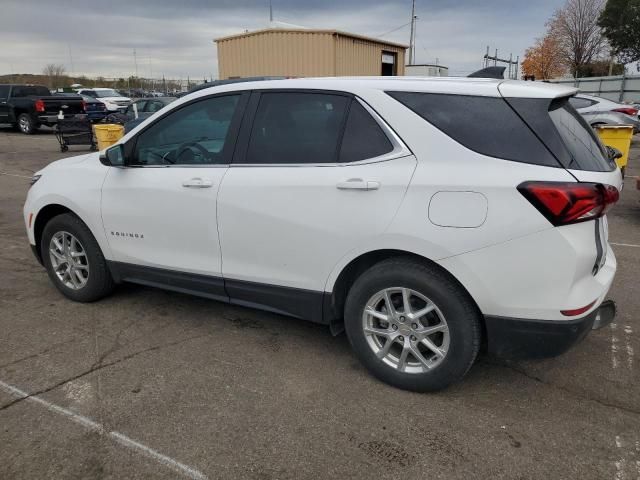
[594,125,634,174]
[93,124,125,151]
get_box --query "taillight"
[612,107,638,116]
[34,99,45,112]
[81,100,86,112]
[561,300,596,317]
[518,181,619,226]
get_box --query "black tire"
[344,257,482,392]
[18,113,37,134]
[41,213,115,302]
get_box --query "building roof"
[214,28,408,49]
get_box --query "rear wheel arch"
[326,249,484,328]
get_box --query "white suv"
[24,77,621,391]
[76,88,131,112]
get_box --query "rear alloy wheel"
[18,113,36,134]
[345,258,481,392]
[362,287,450,373]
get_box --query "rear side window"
[568,97,595,109]
[245,92,348,164]
[0,85,9,100]
[339,101,393,162]
[11,86,50,97]
[548,98,612,171]
[387,91,560,167]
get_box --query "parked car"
[570,93,640,133]
[0,84,86,134]
[123,97,176,133]
[76,88,131,113]
[54,93,108,123]
[24,77,620,391]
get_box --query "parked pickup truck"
[0,84,85,134]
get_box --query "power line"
[376,21,412,38]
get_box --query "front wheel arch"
[33,204,76,264]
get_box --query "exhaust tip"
[592,300,617,330]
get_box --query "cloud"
[0,0,565,79]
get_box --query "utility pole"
[68,44,75,77]
[133,48,138,88]
[408,0,416,65]
[269,0,273,23]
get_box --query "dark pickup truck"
[0,84,85,134]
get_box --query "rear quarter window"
[387,91,560,167]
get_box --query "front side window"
[245,92,348,164]
[0,85,9,100]
[132,94,240,166]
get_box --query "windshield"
[94,89,121,98]
[548,98,614,172]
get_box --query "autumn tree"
[522,34,567,79]
[42,63,66,89]
[599,0,640,64]
[549,0,606,77]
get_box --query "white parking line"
[0,380,208,480]
[611,322,620,370]
[624,325,634,370]
[610,242,640,248]
[0,171,32,179]
[614,435,626,480]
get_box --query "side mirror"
[100,144,126,167]
[606,145,623,161]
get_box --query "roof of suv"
[180,76,578,101]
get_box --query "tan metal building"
[215,28,407,80]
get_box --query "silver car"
[569,93,640,133]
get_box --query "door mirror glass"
[101,144,125,166]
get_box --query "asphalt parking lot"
[0,127,639,480]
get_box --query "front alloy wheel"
[49,231,90,290]
[363,287,450,373]
[41,213,114,302]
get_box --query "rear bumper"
[485,300,616,359]
[37,113,86,124]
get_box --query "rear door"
[217,90,416,320]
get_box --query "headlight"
[30,174,42,186]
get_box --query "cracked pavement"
[1,126,639,479]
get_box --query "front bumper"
[485,300,616,359]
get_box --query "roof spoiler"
[467,66,506,79]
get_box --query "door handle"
[336,178,380,191]
[182,177,213,188]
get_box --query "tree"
[549,0,606,77]
[522,33,567,79]
[42,63,66,89]
[599,0,640,64]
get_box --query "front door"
[217,91,416,319]
[101,92,247,297]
